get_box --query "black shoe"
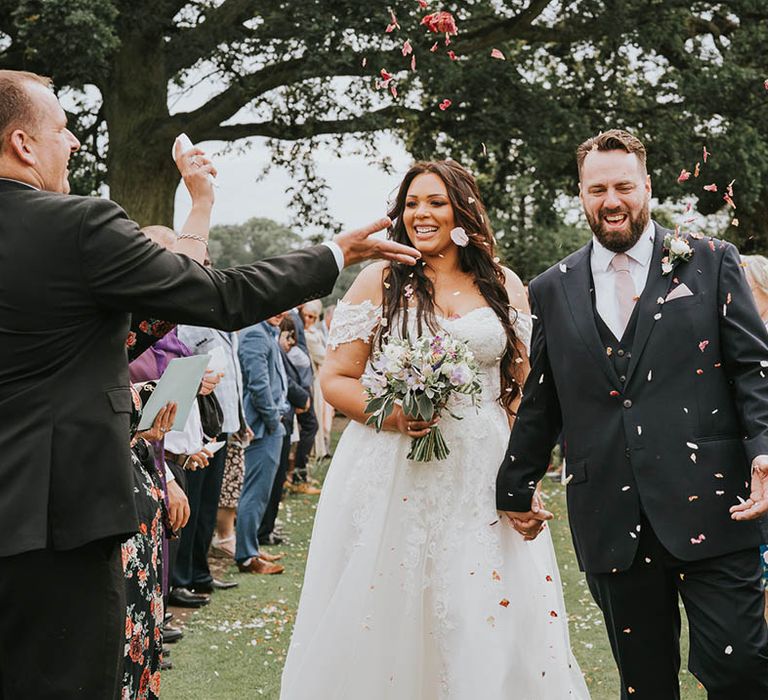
[189,578,239,594]
[259,532,285,546]
[162,625,184,644]
[164,611,174,624]
[168,586,210,608]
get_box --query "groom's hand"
[500,491,554,540]
[730,455,768,521]
[333,217,421,267]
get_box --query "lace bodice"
[327,299,533,383]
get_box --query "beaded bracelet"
[177,233,208,245]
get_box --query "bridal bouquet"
[361,332,482,462]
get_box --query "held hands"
[173,140,216,208]
[333,217,421,267]
[500,488,554,541]
[730,455,768,521]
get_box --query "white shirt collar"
[592,220,655,272]
[0,177,39,191]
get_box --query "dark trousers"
[292,403,318,482]
[171,435,228,589]
[586,517,768,699]
[0,538,124,700]
[260,422,292,540]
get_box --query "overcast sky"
[172,132,413,235]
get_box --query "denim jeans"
[235,429,284,563]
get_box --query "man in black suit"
[0,69,418,700]
[497,129,768,699]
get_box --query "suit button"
[625,448,631,458]
[619,375,626,382]
[623,399,633,408]
[617,349,625,357]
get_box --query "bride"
[280,160,589,699]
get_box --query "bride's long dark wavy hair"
[380,160,523,413]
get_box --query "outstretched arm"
[496,282,562,535]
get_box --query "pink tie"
[610,253,636,335]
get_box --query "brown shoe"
[294,482,321,495]
[258,550,284,562]
[237,558,284,575]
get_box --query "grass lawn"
[163,426,706,699]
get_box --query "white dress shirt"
[590,221,655,340]
[322,241,345,272]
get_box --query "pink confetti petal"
[677,169,691,183]
[439,98,452,111]
[402,39,412,56]
[703,183,718,192]
[491,48,505,60]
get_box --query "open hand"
[136,402,177,443]
[333,217,421,267]
[730,455,768,521]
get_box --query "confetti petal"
[491,48,505,60]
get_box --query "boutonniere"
[661,232,694,275]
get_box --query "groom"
[497,129,768,698]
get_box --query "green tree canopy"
[1,0,765,267]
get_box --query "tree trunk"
[102,33,178,226]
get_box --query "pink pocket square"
[665,283,694,302]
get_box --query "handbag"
[198,391,224,439]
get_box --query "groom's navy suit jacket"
[497,222,768,574]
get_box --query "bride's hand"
[384,404,438,438]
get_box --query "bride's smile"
[403,172,456,256]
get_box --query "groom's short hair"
[0,70,53,153]
[576,129,647,176]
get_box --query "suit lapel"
[624,223,675,384]
[560,242,621,386]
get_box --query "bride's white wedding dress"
[280,301,589,700]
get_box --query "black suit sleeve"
[717,243,768,461]
[496,281,563,512]
[78,198,338,331]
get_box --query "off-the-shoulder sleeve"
[327,300,381,349]
[512,310,533,354]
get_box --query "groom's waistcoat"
[498,223,767,574]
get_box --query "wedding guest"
[742,253,768,618]
[301,300,333,460]
[177,313,243,595]
[235,314,292,575]
[121,392,176,699]
[211,432,248,559]
[260,317,314,544]
[0,68,417,699]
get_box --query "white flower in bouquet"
[362,331,482,462]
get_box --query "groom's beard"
[586,202,650,253]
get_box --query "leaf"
[416,392,434,421]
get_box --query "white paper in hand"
[173,132,215,184]
[137,355,210,432]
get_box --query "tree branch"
[173,49,397,137]
[198,105,421,142]
[164,0,260,76]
